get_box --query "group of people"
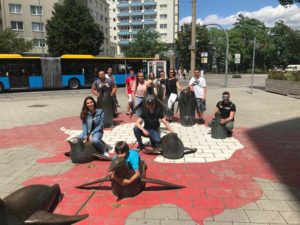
[78,67,236,186]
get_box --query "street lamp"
[204,23,229,87]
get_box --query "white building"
[107,0,179,55]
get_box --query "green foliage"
[123,28,169,57]
[176,23,209,70]
[46,0,104,56]
[268,71,300,81]
[279,0,300,5]
[176,15,300,73]
[0,28,32,53]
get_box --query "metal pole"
[205,23,229,87]
[250,36,256,94]
[190,0,196,75]
[39,0,45,57]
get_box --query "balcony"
[118,12,131,16]
[119,40,130,45]
[143,1,157,6]
[118,21,131,26]
[118,30,131,35]
[143,10,157,15]
[143,20,156,25]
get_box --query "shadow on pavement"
[246,117,300,203]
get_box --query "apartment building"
[0,0,113,56]
[108,0,179,55]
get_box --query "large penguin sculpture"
[76,157,184,199]
[65,137,112,163]
[178,88,197,127]
[0,184,88,225]
[143,132,197,159]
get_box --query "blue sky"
[179,0,300,29]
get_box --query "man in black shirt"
[209,91,236,132]
[134,96,173,151]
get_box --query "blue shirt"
[113,150,140,171]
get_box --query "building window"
[113,9,115,12]
[100,15,103,21]
[160,24,167,29]
[33,39,45,48]
[30,5,43,15]
[160,33,167,38]
[105,17,108,23]
[114,27,116,30]
[9,4,22,14]
[11,21,23,31]
[160,14,167,19]
[32,22,44,32]
[114,36,117,40]
[160,4,167,9]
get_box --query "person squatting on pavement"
[110,141,141,186]
[134,96,173,151]
[125,69,136,115]
[189,69,207,124]
[208,91,236,133]
[164,68,183,122]
[79,96,109,156]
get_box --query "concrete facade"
[107,0,179,55]
[0,0,113,56]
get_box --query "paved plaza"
[0,75,300,225]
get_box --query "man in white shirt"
[189,69,207,124]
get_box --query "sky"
[179,0,300,29]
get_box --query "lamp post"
[205,23,229,87]
[190,0,197,75]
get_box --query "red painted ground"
[1,114,300,225]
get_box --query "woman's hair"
[148,71,155,80]
[168,68,176,78]
[115,141,129,154]
[80,96,96,121]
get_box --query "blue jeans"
[133,126,161,147]
[91,132,107,154]
[135,96,144,118]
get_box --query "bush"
[268,71,300,81]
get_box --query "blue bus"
[0,54,166,92]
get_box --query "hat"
[146,97,156,105]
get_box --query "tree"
[229,14,270,72]
[279,0,300,5]
[123,28,169,57]
[0,28,32,53]
[269,21,300,68]
[176,23,209,70]
[46,0,104,56]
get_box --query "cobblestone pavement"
[0,84,300,225]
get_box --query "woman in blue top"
[80,96,108,156]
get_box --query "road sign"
[235,53,241,64]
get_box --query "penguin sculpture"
[178,88,196,127]
[143,132,197,159]
[65,137,112,163]
[0,184,88,225]
[76,157,184,199]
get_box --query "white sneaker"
[104,152,110,157]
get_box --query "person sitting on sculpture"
[79,96,109,157]
[110,141,141,186]
[134,95,173,151]
[209,91,236,133]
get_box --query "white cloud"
[179,4,300,30]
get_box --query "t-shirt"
[125,76,136,94]
[93,78,115,94]
[105,74,115,83]
[113,150,140,171]
[166,78,178,96]
[140,108,164,130]
[189,76,206,98]
[216,101,236,120]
